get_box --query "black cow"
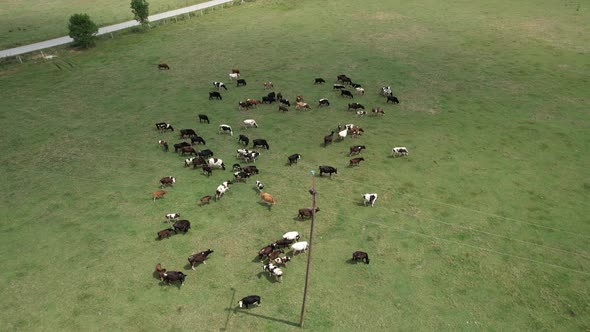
[198,114,210,124]
[209,91,222,100]
[252,139,269,150]
[238,134,249,146]
[162,271,187,286]
[242,165,259,175]
[202,164,212,176]
[180,129,197,138]
[352,251,370,264]
[236,79,247,86]
[319,166,337,176]
[279,105,289,112]
[262,96,275,104]
[341,90,353,98]
[173,220,191,234]
[347,103,364,111]
[323,131,335,147]
[279,98,291,107]
[156,122,174,131]
[234,171,251,182]
[238,295,261,308]
[198,149,214,158]
[191,157,207,168]
[387,95,400,104]
[188,249,214,270]
[232,163,242,172]
[288,153,301,165]
[174,142,191,153]
[191,136,206,145]
[314,78,326,84]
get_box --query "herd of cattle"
[151,68,408,308]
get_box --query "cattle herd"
[152,68,408,308]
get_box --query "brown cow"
[158,63,170,70]
[199,195,212,206]
[188,249,214,270]
[155,263,166,280]
[371,107,385,115]
[153,190,167,202]
[296,95,304,102]
[181,146,197,156]
[264,82,274,89]
[231,68,240,74]
[298,207,320,219]
[160,176,176,188]
[295,102,310,110]
[157,228,174,240]
[349,145,366,156]
[349,157,365,166]
[260,192,276,205]
[267,249,285,261]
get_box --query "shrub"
[131,0,150,27]
[67,14,98,48]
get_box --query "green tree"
[131,0,150,27]
[67,14,98,48]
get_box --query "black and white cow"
[318,98,330,106]
[219,124,233,136]
[333,84,345,90]
[319,166,337,177]
[165,213,180,222]
[279,98,291,107]
[162,271,187,286]
[392,147,409,157]
[255,180,264,191]
[288,153,301,165]
[213,81,227,90]
[362,193,378,207]
[208,158,226,170]
[381,86,393,96]
[238,295,261,308]
[156,122,174,131]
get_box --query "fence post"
[17,56,23,63]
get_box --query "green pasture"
[0,0,210,49]
[1,0,589,330]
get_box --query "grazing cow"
[291,241,309,254]
[242,165,259,175]
[173,141,191,153]
[191,136,206,145]
[202,164,212,176]
[157,228,174,240]
[209,91,222,100]
[260,192,276,205]
[352,251,370,264]
[158,140,169,152]
[349,145,366,156]
[283,231,300,241]
[274,238,294,248]
[333,84,345,90]
[156,122,174,132]
[319,166,337,177]
[180,129,197,138]
[238,295,261,309]
[198,114,210,124]
[258,243,277,260]
[387,95,400,104]
[295,102,310,110]
[351,83,362,88]
[165,213,180,222]
[324,131,337,148]
[238,134,249,146]
[314,78,326,84]
[246,99,262,107]
[219,124,233,136]
[341,90,353,98]
[348,103,364,111]
[392,147,409,157]
[262,263,283,282]
[298,207,320,219]
[229,73,240,80]
[152,190,167,202]
[255,180,264,191]
[155,263,166,280]
[318,98,330,107]
[162,271,187,286]
[337,74,352,84]
[261,96,275,104]
[239,101,252,110]
[199,195,212,206]
[243,119,258,128]
[267,92,276,99]
[184,157,196,167]
[279,98,291,107]
[191,157,207,168]
[264,82,274,89]
[181,146,197,156]
[232,163,242,172]
[380,86,393,96]
[213,82,227,90]
[356,110,367,117]
[273,256,291,265]
[236,149,259,163]
[338,128,348,140]
[349,157,365,166]
[233,171,251,182]
[268,249,285,261]
[208,158,226,170]
[371,107,385,116]
[288,153,301,165]
[160,176,176,188]
[252,139,269,150]
[215,185,228,201]
[197,149,214,158]
[278,105,289,112]
[158,63,170,70]
[188,249,214,270]
[236,78,247,86]
[355,87,365,95]
[173,220,191,233]
[362,193,378,207]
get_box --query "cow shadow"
[158,281,183,289]
[152,271,162,280]
[257,201,272,211]
[257,271,279,283]
[184,263,196,271]
[355,201,366,206]
[251,255,263,263]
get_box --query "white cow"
[362,193,378,207]
[338,128,348,140]
[392,147,409,157]
[291,241,309,254]
[283,231,300,241]
[229,73,240,80]
[243,119,258,128]
[215,185,228,201]
[165,213,180,222]
[355,87,365,95]
[380,86,392,96]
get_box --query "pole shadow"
[232,309,300,327]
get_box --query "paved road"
[0,0,233,58]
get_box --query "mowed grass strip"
[0,0,589,330]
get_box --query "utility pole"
[300,170,317,327]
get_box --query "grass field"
[1,0,589,330]
[0,0,210,49]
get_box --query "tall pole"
[300,170,317,327]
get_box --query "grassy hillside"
[0,0,589,330]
